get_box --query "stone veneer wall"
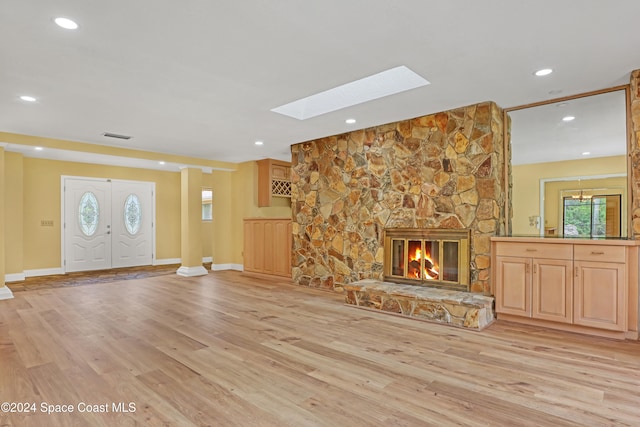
[630,70,640,237]
[291,102,506,295]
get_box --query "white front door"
[111,181,153,268]
[64,178,154,272]
[64,179,112,272]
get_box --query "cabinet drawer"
[494,242,572,260]
[574,245,625,263]
[271,164,290,180]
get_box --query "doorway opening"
[562,194,622,237]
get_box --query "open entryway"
[63,177,155,272]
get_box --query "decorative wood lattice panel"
[271,179,291,197]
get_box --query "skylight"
[271,66,430,120]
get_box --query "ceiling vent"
[102,132,132,140]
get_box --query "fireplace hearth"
[383,228,471,292]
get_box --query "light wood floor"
[1,271,639,426]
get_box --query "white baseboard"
[155,258,212,266]
[211,263,244,271]
[176,266,209,277]
[12,260,216,280]
[5,273,26,283]
[0,286,14,300]
[154,258,181,266]
[25,268,65,277]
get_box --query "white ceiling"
[1,1,639,164]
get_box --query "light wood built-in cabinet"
[495,243,573,323]
[243,218,292,277]
[573,245,626,331]
[492,237,639,339]
[257,159,291,207]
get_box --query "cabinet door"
[243,220,264,273]
[271,164,289,180]
[272,220,292,277]
[532,259,573,323]
[574,261,625,331]
[262,221,276,274]
[243,219,292,277]
[496,256,531,317]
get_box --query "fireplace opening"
[384,228,470,291]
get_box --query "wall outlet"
[528,216,541,229]
[41,220,54,227]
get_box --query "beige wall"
[512,155,626,235]
[19,156,182,270]
[4,152,24,274]
[3,153,292,274]
[211,170,234,264]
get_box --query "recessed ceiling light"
[34,146,44,151]
[254,141,264,146]
[534,68,553,76]
[345,118,356,124]
[582,152,591,156]
[159,161,166,165]
[562,116,575,122]
[20,95,37,102]
[54,17,78,30]
[556,102,568,108]
[271,66,430,120]
[548,89,562,95]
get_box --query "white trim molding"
[211,263,243,271]
[155,258,213,266]
[25,268,65,277]
[154,258,182,266]
[176,266,209,277]
[5,273,26,282]
[0,286,14,300]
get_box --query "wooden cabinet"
[492,238,639,339]
[573,245,626,331]
[532,259,573,323]
[257,159,291,207]
[495,242,572,323]
[495,256,531,317]
[243,218,292,277]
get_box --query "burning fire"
[408,247,439,280]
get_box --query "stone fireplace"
[291,101,507,295]
[383,228,470,291]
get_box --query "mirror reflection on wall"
[508,89,628,237]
